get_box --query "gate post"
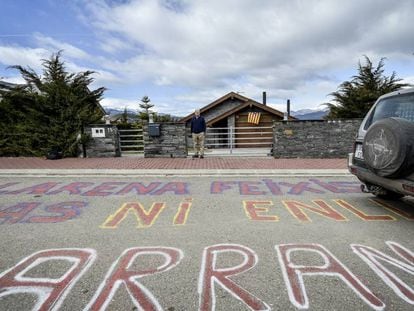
[82,125,121,157]
[143,122,187,158]
[229,126,233,154]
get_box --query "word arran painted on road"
[1,198,414,225]
[0,179,361,196]
[0,242,412,310]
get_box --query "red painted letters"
[198,244,270,310]
[85,247,182,310]
[276,243,385,310]
[0,248,96,310]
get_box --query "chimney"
[287,99,291,120]
[262,91,267,105]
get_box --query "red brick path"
[0,157,347,170]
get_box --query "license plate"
[354,143,364,159]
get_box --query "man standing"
[190,109,206,158]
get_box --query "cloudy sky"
[1,0,413,116]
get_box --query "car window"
[364,93,414,129]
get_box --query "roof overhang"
[179,91,297,124]
[206,101,295,126]
[179,91,250,123]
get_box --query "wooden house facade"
[180,92,296,148]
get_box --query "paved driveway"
[0,175,413,310]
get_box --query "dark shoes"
[192,154,199,158]
[200,155,204,159]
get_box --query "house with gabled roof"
[180,91,296,148]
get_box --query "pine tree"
[139,95,154,121]
[0,51,105,156]
[121,106,129,123]
[325,56,409,119]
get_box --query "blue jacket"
[190,115,206,134]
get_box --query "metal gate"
[187,126,273,156]
[118,128,144,156]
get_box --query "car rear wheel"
[363,117,414,178]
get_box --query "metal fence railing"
[187,126,273,155]
[118,128,144,155]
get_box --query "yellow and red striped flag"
[247,112,261,125]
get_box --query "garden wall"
[143,122,187,158]
[273,119,362,158]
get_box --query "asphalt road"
[0,175,413,311]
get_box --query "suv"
[348,88,414,199]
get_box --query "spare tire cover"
[363,117,414,178]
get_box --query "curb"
[0,169,352,177]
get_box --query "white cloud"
[90,70,122,86]
[2,0,413,116]
[0,44,120,88]
[64,60,122,85]
[82,0,414,99]
[0,46,49,69]
[402,76,414,85]
[33,33,90,59]
[98,36,135,54]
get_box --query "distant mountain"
[105,106,327,121]
[291,108,328,120]
[104,108,136,116]
[103,107,182,121]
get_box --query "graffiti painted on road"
[0,179,361,196]
[100,198,193,228]
[210,179,361,195]
[0,242,412,310]
[101,201,167,229]
[0,248,96,310]
[85,247,183,310]
[0,201,88,224]
[97,198,411,229]
[0,181,189,196]
[1,198,413,226]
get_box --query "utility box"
[91,127,106,138]
[148,123,160,137]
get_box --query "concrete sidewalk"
[0,157,350,176]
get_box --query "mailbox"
[148,123,160,137]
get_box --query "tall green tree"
[0,83,42,156]
[121,106,129,123]
[325,56,410,119]
[0,51,106,156]
[139,95,154,121]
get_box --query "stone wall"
[83,125,121,157]
[143,122,187,158]
[273,119,362,158]
[84,120,362,158]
